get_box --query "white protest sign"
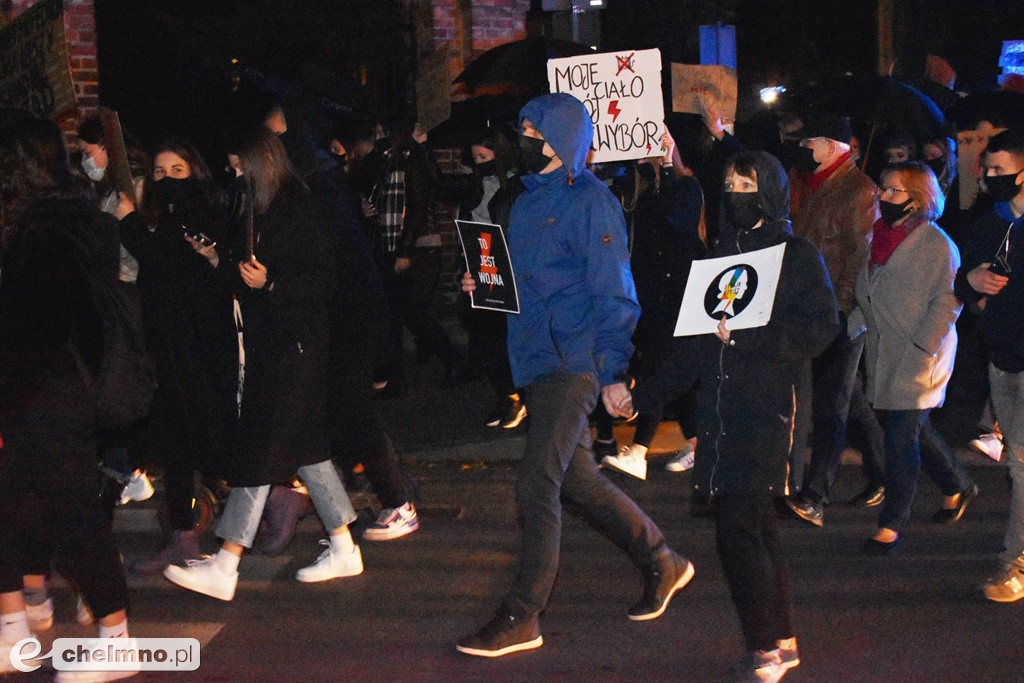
[674,243,786,337]
[547,48,665,163]
[671,64,738,121]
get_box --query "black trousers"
[714,493,794,651]
[0,373,129,619]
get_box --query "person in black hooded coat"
[628,151,839,679]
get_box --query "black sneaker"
[783,497,824,527]
[628,547,694,621]
[485,400,507,427]
[456,606,543,657]
[593,439,618,462]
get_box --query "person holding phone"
[955,127,1024,601]
[116,139,236,576]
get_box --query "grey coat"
[852,220,962,410]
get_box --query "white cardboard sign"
[547,48,665,163]
[674,243,787,337]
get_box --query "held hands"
[602,382,634,419]
[239,256,268,289]
[967,263,1009,296]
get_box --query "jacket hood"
[718,150,790,240]
[519,93,592,181]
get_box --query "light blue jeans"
[216,459,357,548]
[990,364,1024,567]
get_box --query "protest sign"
[674,243,786,337]
[98,108,137,205]
[0,0,75,118]
[456,220,519,314]
[547,48,665,163]
[671,64,737,121]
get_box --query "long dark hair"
[465,126,518,192]
[0,117,89,244]
[228,129,301,215]
[139,138,218,225]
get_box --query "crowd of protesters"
[0,62,1022,682]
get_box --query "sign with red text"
[456,220,519,314]
[547,48,665,164]
[671,64,737,122]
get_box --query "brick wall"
[8,0,98,134]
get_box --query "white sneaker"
[25,598,53,631]
[601,445,648,480]
[970,433,1004,461]
[296,540,363,583]
[119,470,154,505]
[163,556,238,601]
[1,633,38,675]
[54,638,140,682]
[363,502,420,541]
[76,595,95,626]
[665,445,695,472]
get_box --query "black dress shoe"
[863,534,901,555]
[932,483,979,524]
[784,497,824,527]
[848,484,885,507]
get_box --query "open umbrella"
[783,75,949,140]
[453,36,596,96]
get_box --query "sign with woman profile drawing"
[674,243,786,336]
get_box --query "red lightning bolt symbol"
[607,100,621,123]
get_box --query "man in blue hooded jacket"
[456,93,693,657]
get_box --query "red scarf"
[805,151,852,193]
[870,214,924,266]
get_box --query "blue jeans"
[803,332,865,504]
[216,459,357,548]
[877,409,973,533]
[990,364,1024,566]
[508,373,666,615]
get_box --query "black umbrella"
[453,36,596,95]
[948,89,1024,131]
[784,75,949,140]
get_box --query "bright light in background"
[759,86,786,104]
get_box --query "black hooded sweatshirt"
[634,151,839,499]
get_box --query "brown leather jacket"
[791,159,878,315]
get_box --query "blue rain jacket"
[507,93,639,388]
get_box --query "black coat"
[218,181,336,487]
[119,195,236,468]
[634,152,839,499]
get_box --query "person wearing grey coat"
[850,162,976,553]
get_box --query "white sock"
[1,611,31,642]
[214,548,241,574]
[329,529,355,554]
[98,618,129,639]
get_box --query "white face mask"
[81,154,106,182]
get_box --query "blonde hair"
[881,161,944,221]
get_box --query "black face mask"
[925,156,946,178]
[775,142,802,171]
[794,145,820,174]
[518,135,552,175]
[879,197,913,226]
[983,171,1024,202]
[475,160,497,177]
[723,192,765,231]
[152,177,192,207]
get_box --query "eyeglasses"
[879,186,909,199]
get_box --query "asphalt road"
[18,448,1020,682]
